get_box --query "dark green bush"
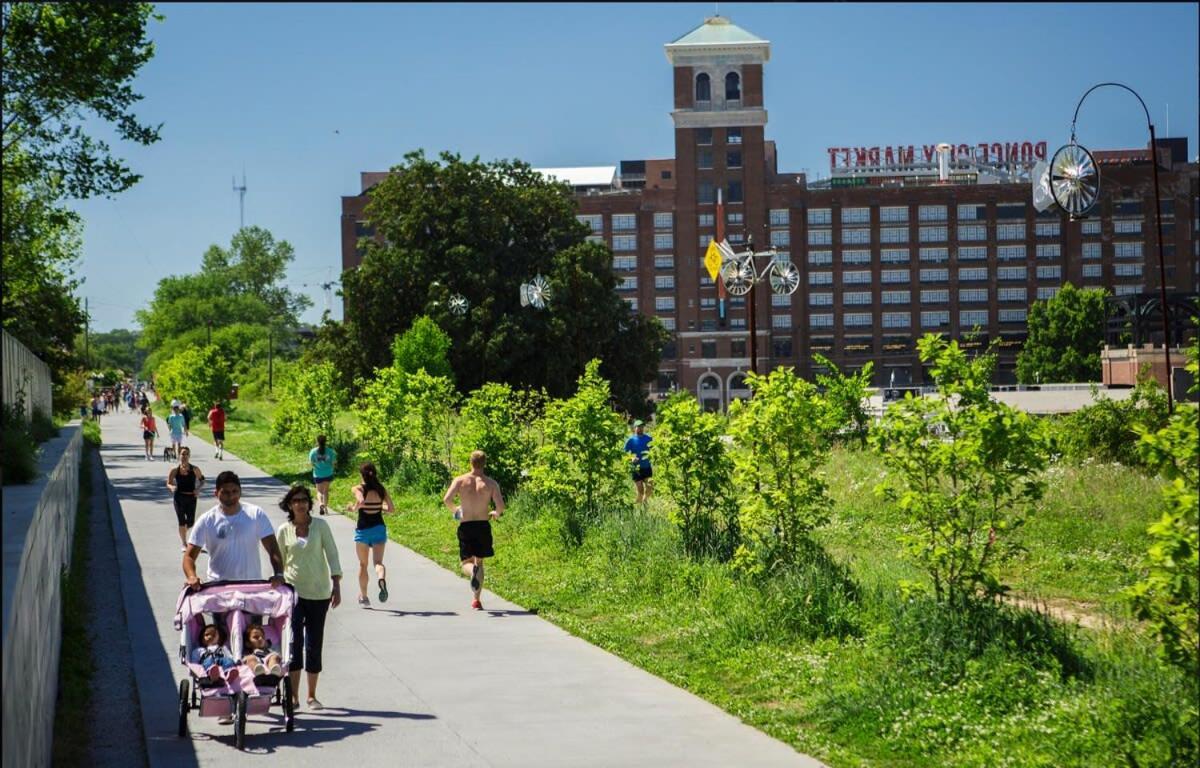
[2,404,39,485]
[1053,378,1170,468]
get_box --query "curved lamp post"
[1063,82,1173,412]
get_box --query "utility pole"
[84,297,90,369]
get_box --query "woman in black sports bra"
[350,462,394,607]
[166,446,205,552]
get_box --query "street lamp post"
[1064,82,1174,412]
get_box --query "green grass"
[215,397,1197,767]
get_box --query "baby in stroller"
[189,623,241,684]
[241,623,283,679]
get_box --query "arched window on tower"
[695,73,711,102]
[725,72,741,101]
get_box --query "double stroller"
[174,580,298,749]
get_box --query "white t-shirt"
[188,503,275,581]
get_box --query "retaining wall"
[1,424,83,768]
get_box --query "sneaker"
[471,598,483,611]
[218,715,234,725]
[377,578,388,603]
[268,662,282,677]
[357,595,370,607]
[469,564,480,592]
[307,698,324,711]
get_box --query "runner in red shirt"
[140,408,159,461]
[208,401,227,460]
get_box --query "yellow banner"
[704,240,721,281]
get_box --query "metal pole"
[84,297,90,369]
[749,278,758,375]
[1148,124,1174,412]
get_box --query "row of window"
[806,265,1060,284]
[803,244,1068,265]
[807,223,1035,246]
[806,286,1061,307]
[808,309,1029,330]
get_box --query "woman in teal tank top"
[308,435,337,515]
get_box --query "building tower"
[665,16,771,406]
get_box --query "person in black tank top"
[350,462,394,607]
[166,447,205,552]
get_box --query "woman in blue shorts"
[350,462,394,607]
[308,434,337,515]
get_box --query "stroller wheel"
[177,679,189,737]
[282,675,295,732]
[234,692,247,750]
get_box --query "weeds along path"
[101,405,823,767]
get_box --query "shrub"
[270,360,344,451]
[52,367,89,418]
[1054,375,1170,468]
[527,359,626,545]
[728,366,834,569]
[813,353,874,446]
[455,382,537,496]
[2,402,39,485]
[650,391,740,561]
[391,315,453,381]
[401,369,458,472]
[1126,334,1199,677]
[871,335,1048,606]
[353,364,409,478]
[154,345,234,418]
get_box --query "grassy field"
[181,396,1197,767]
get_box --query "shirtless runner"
[442,451,505,610]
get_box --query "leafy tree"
[871,335,1048,606]
[199,227,311,322]
[154,346,233,419]
[728,367,834,569]
[1,159,86,378]
[651,391,740,561]
[302,317,364,396]
[813,353,875,446]
[527,359,626,544]
[339,150,664,414]
[390,315,453,381]
[2,2,161,199]
[1126,332,1199,676]
[353,364,410,479]
[85,328,147,374]
[455,382,540,496]
[270,361,343,451]
[1016,283,1108,384]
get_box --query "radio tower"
[232,170,247,231]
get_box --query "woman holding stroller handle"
[349,462,394,607]
[166,447,205,552]
[276,485,342,711]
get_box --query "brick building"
[342,15,1199,411]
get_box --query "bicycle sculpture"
[718,242,800,298]
[519,274,551,309]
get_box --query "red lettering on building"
[825,140,1049,169]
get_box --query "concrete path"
[100,411,823,767]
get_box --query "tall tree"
[2,2,161,198]
[1016,283,1109,384]
[1,162,86,376]
[340,150,665,413]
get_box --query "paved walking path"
[100,412,823,767]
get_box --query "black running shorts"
[457,520,494,561]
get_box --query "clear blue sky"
[70,2,1199,332]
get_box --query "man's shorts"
[457,520,494,560]
[632,465,653,482]
[212,430,225,441]
[354,524,387,546]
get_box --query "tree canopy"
[333,150,666,414]
[1016,283,1109,384]
[2,2,161,198]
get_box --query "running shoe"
[471,598,483,610]
[357,595,370,607]
[470,564,480,592]
[218,715,234,725]
[378,578,388,603]
[307,698,324,711]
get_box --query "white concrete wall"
[2,424,82,768]
[1,329,53,423]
